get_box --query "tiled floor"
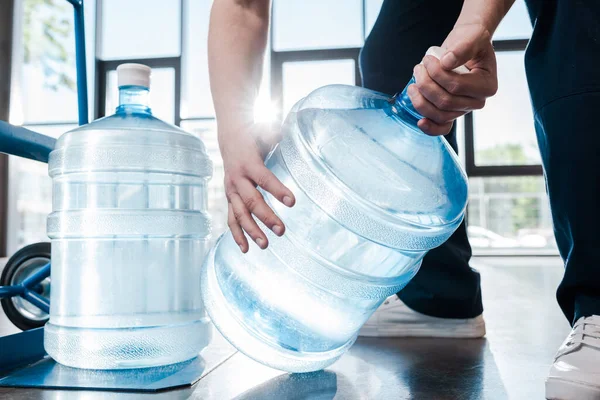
[0,257,571,399]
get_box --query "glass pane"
[10,0,96,124]
[473,51,540,166]
[282,59,356,115]
[494,0,532,40]
[365,0,384,38]
[106,68,176,124]
[180,120,227,242]
[181,0,213,118]
[182,0,271,120]
[273,0,363,51]
[468,177,556,252]
[99,0,181,60]
[6,125,75,255]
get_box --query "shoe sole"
[546,378,600,400]
[358,316,486,338]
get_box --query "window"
[460,0,550,253]
[99,0,181,60]
[7,0,95,255]
[269,0,551,255]
[97,0,227,243]
[365,0,384,37]
[494,0,532,40]
[96,0,183,125]
[468,177,555,253]
[472,51,540,167]
[272,0,364,51]
[282,59,356,114]
[181,0,213,119]
[10,0,96,124]
[5,0,557,257]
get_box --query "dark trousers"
[360,0,600,324]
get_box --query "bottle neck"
[116,85,151,114]
[388,77,423,129]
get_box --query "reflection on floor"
[0,257,570,400]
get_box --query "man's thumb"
[441,51,460,70]
[440,41,477,70]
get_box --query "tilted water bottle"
[44,64,213,369]
[202,47,469,372]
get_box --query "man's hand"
[209,0,293,253]
[409,23,499,136]
[220,123,295,253]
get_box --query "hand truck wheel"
[1,242,51,331]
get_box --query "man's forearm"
[208,0,270,135]
[455,0,516,34]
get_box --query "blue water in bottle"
[44,64,213,369]
[202,47,469,372]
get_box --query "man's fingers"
[228,203,248,253]
[237,179,286,236]
[417,118,454,136]
[247,164,295,207]
[413,64,486,113]
[229,192,268,249]
[407,84,465,125]
[422,55,497,98]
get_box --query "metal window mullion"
[100,57,181,70]
[467,165,544,177]
[176,0,185,126]
[492,39,529,52]
[362,0,367,41]
[94,0,103,119]
[180,117,217,123]
[270,51,284,121]
[0,0,15,257]
[174,56,182,126]
[272,48,361,62]
[21,121,78,127]
[464,112,477,176]
[96,59,107,119]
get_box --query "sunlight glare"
[253,95,277,124]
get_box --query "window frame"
[3,0,96,256]
[0,0,15,256]
[269,5,550,255]
[464,38,543,178]
[5,0,555,257]
[270,48,363,120]
[95,0,185,125]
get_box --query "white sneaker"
[546,315,600,400]
[358,295,486,338]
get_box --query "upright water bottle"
[44,64,213,369]
[202,47,469,372]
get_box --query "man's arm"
[410,0,516,135]
[209,0,269,132]
[441,0,515,68]
[209,0,295,253]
